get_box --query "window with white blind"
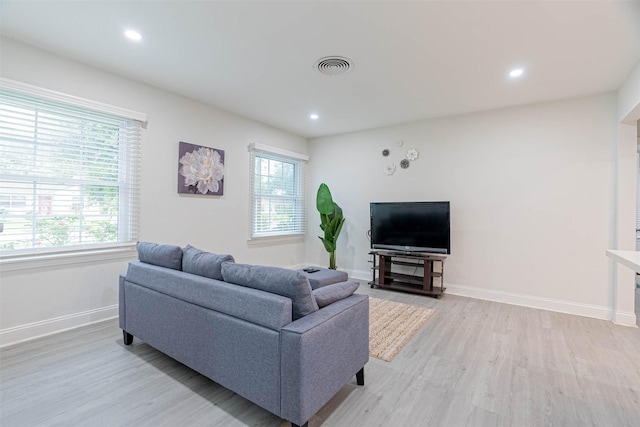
[0,80,144,254]
[249,143,308,238]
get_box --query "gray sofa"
[119,243,369,427]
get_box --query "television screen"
[370,201,450,254]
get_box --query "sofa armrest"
[280,293,369,426]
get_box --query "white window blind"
[0,84,143,254]
[249,143,308,238]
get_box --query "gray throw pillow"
[136,242,183,270]
[313,280,360,308]
[182,244,234,280]
[221,263,318,320]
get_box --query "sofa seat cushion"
[222,263,318,320]
[137,241,183,270]
[312,281,360,307]
[182,244,234,280]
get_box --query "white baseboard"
[286,263,310,270]
[344,268,371,283]
[0,304,119,348]
[444,283,631,323]
[343,265,638,327]
[613,310,638,327]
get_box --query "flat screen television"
[370,201,450,254]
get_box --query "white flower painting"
[178,141,225,195]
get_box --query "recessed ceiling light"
[124,30,142,41]
[509,68,524,78]
[310,114,319,120]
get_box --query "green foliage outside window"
[0,92,135,252]
[252,155,302,235]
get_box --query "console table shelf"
[369,250,446,298]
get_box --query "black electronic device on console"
[370,201,450,255]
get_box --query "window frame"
[0,78,146,264]
[248,143,309,241]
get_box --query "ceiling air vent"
[314,56,353,76]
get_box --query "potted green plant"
[316,183,345,270]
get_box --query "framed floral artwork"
[178,141,225,196]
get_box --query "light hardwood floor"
[2,285,640,427]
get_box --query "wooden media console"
[369,250,446,298]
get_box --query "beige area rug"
[369,297,435,362]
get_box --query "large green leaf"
[316,183,344,269]
[318,236,336,253]
[324,222,337,243]
[316,183,335,215]
[334,218,345,241]
[326,215,342,238]
[319,212,330,231]
[333,202,343,219]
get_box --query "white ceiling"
[2,1,639,138]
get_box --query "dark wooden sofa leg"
[291,423,308,427]
[356,367,365,386]
[123,330,133,345]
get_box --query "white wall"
[2,40,637,345]
[307,93,627,321]
[618,60,640,125]
[0,38,309,345]
[612,59,640,325]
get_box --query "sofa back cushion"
[182,245,234,280]
[221,263,318,320]
[312,280,360,308]
[137,241,183,270]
